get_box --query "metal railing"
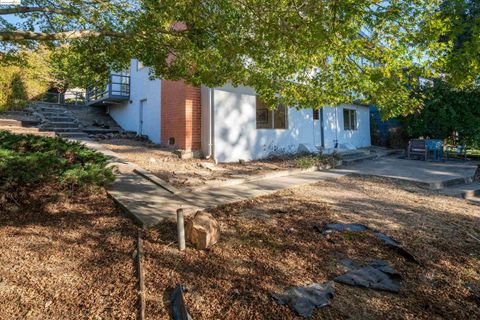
[86,74,130,104]
[36,90,87,105]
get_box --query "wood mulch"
[96,139,313,189]
[142,175,480,319]
[0,186,138,319]
[1,176,478,319]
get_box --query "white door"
[139,99,147,135]
[313,110,322,148]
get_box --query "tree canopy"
[403,80,480,146]
[0,0,477,118]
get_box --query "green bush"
[295,153,338,169]
[0,131,114,192]
[0,48,52,111]
[402,81,480,147]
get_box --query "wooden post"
[137,230,146,320]
[177,209,186,251]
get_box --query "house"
[87,59,371,163]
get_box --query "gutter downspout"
[206,88,214,160]
[334,106,339,149]
[320,107,325,149]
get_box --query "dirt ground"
[97,139,327,189]
[0,186,138,319]
[143,175,480,319]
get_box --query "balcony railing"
[86,74,130,106]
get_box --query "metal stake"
[177,208,186,251]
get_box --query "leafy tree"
[0,1,455,118]
[403,80,480,146]
[0,48,51,110]
[438,0,480,88]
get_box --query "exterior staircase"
[30,102,123,139]
[34,104,88,138]
[0,102,124,140]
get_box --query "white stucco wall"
[208,85,371,162]
[108,59,162,144]
[322,105,371,150]
[210,85,319,162]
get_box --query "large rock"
[186,212,220,250]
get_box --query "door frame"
[139,99,147,135]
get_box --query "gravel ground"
[0,186,138,319]
[143,175,480,319]
[97,139,312,189]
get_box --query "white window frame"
[343,108,357,131]
[255,97,288,130]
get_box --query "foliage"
[295,153,338,169]
[402,80,480,146]
[438,0,480,88]
[49,45,111,90]
[0,0,462,118]
[0,48,51,111]
[0,131,115,192]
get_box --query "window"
[343,108,357,130]
[137,60,145,70]
[256,97,287,129]
[313,109,319,120]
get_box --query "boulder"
[186,212,220,250]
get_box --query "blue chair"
[425,139,444,161]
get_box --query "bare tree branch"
[0,30,125,41]
[0,6,73,15]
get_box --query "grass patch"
[468,148,480,159]
[0,130,114,193]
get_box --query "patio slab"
[332,156,478,189]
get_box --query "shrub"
[402,81,480,146]
[0,131,114,192]
[295,153,338,169]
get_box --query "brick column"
[161,80,201,151]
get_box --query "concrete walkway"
[178,170,346,210]
[110,169,346,227]
[79,139,347,227]
[80,139,479,227]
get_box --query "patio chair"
[445,145,468,161]
[407,139,427,160]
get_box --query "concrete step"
[42,122,78,128]
[83,128,121,134]
[56,132,89,138]
[37,107,67,113]
[44,116,75,122]
[341,153,377,166]
[41,112,68,118]
[41,127,81,132]
[439,181,480,199]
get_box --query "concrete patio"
[333,155,478,189]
